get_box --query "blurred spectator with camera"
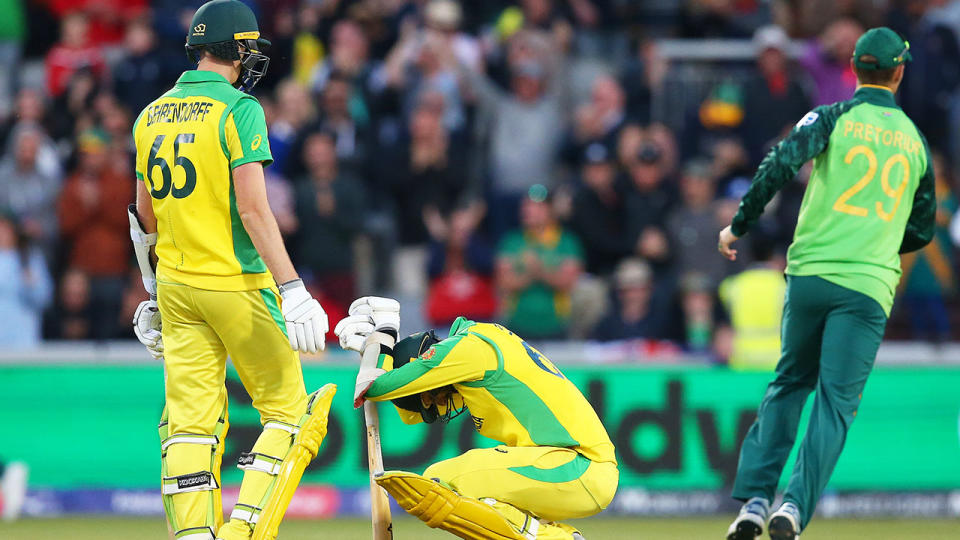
[625,140,676,275]
[496,184,583,339]
[292,130,365,313]
[56,130,131,340]
[0,212,52,349]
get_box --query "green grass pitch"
[1,516,958,539]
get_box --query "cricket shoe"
[726,497,769,540]
[768,502,801,540]
[1,461,28,521]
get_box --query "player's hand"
[334,314,375,353]
[347,296,400,333]
[133,300,163,360]
[280,279,329,354]
[718,226,740,261]
[354,366,386,408]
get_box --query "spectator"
[569,142,632,276]
[495,184,583,339]
[112,19,179,115]
[742,25,813,163]
[45,12,106,98]
[455,30,568,238]
[269,79,316,174]
[54,267,91,339]
[800,18,862,105]
[591,258,668,341]
[0,126,61,256]
[625,142,676,273]
[568,74,627,156]
[667,159,724,286]
[56,130,131,340]
[0,213,52,349]
[900,152,956,342]
[382,103,470,298]
[46,0,148,46]
[425,206,496,327]
[680,272,719,352]
[310,19,373,118]
[718,234,786,369]
[620,41,668,125]
[292,131,365,312]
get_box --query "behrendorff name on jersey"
[841,119,923,154]
[145,100,215,127]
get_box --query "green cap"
[187,0,269,48]
[853,27,911,70]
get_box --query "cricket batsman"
[335,297,619,540]
[129,2,335,539]
[718,28,934,540]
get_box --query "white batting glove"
[334,314,375,353]
[279,279,329,354]
[347,296,400,333]
[133,300,163,360]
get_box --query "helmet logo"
[250,134,262,151]
[193,23,206,36]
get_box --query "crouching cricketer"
[335,297,618,540]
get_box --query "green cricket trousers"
[731,275,887,530]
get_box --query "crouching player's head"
[390,331,467,423]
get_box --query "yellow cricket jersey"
[133,70,274,291]
[366,317,617,465]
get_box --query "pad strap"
[174,526,215,539]
[162,471,219,495]
[237,452,283,475]
[230,503,263,525]
[162,433,219,452]
[263,420,299,436]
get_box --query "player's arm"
[365,334,487,401]
[233,162,297,283]
[899,140,936,253]
[719,105,836,260]
[228,97,328,353]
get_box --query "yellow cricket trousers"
[423,445,619,522]
[157,280,307,538]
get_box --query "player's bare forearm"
[233,162,298,284]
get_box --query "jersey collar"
[854,85,899,108]
[177,70,233,85]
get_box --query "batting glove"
[334,314,375,353]
[347,296,400,333]
[279,279,329,354]
[133,300,163,360]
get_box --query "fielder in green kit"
[717,28,935,540]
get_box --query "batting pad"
[249,383,336,540]
[376,471,531,540]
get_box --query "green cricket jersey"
[731,85,936,315]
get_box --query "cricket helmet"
[390,331,463,424]
[185,0,270,92]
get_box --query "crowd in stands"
[1,0,960,361]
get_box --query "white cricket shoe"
[726,497,769,540]
[768,501,801,540]
[1,461,28,521]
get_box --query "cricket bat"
[361,342,394,540]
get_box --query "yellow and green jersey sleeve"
[133,70,274,291]
[367,317,617,465]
